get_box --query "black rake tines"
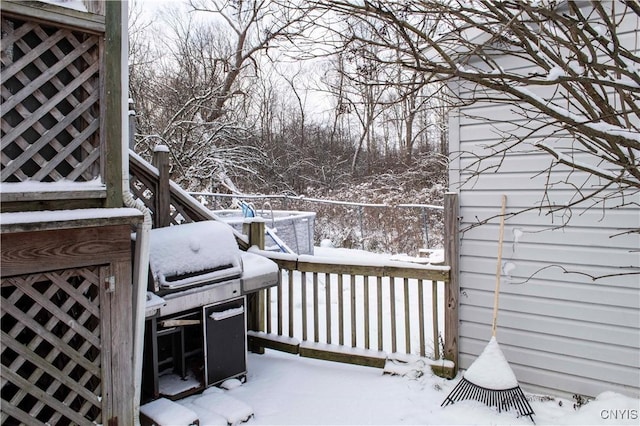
[441,377,535,423]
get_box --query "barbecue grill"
[142,220,279,401]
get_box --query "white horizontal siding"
[452,165,640,399]
[461,224,638,252]
[461,240,638,274]
[460,284,639,330]
[449,1,640,399]
[460,306,639,348]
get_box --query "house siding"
[448,3,640,399]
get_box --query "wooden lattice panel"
[129,173,156,215]
[129,159,200,226]
[1,16,102,183]
[130,173,193,226]
[1,267,104,425]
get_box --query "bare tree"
[327,19,395,175]
[382,69,443,163]
[187,0,314,121]
[129,8,258,191]
[129,0,315,191]
[311,0,639,225]
[305,7,453,175]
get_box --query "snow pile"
[1,178,104,194]
[140,398,198,426]
[0,208,141,226]
[547,391,640,425]
[389,250,445,266]
[180,387,253,425]
[320,238,334,248]
[220,378,244,390]
[463,336,519,389]
[547,66,565,81]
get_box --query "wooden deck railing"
[246,246,454,375]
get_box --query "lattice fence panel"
[1,16,102,183]
[1,267,104,425]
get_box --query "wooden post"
[376,276,383,351]
[390,278,397,353]
[325,273,331,345]
[244,219,266,353]
[443,192,459,377]
[244,219,266,250]
[418,280,426,357]
[104,0,122,209]
[152,147,170,228]
[364,276,370,350]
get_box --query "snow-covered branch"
[312,0,639,224]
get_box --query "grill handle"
[209,306,244,321]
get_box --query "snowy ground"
[157,348,639,425]
[142,245,638,425]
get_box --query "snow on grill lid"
[148,221,240,281]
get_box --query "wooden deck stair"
[128,149,249,249]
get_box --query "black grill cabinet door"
[203,297,246,386]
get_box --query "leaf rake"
[441,195,535,423]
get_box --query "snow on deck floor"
[159,349,639,425]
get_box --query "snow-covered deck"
[144,349,640,425]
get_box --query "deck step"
[140,397,199,426]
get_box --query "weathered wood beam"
[299,342,387,369]
[247,332,300,355]
[295,261,450,282]
[1,1,105,33]
[103,0,121,208]
[1,224,131,277]
[245,220,266,353]
[152,149,170,228]
[443,192,460,376]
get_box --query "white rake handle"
[491,195,507,337]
